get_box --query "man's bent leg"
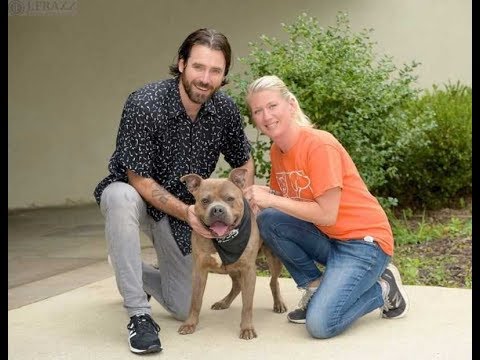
[142,217,193,321]
[100,181,152,317]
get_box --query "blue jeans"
[257,208,390,339]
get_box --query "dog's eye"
[225,196,235,202]
[201,198,209,205]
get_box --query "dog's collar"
[211,199,251,265]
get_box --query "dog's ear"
[180,174,203,194]
[229,168,248,189]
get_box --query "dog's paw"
[273,300,288,313]
[211,301,229,310]
[178,323,196,335]
[239,328,257,340]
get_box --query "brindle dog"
[178,168,287,340]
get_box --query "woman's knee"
[306,318,336,339]
[257,208,280,244]
[305,290,349,339]
[257,208,297,246]
[257,207,288,232]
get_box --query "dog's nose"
[211,205,225,216]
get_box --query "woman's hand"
[243,185,276,214]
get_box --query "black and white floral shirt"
[94,77,251,256]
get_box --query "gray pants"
[100,182,192,320]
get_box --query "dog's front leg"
[178,267,208,335]
[239,267,258,340]
[211,272,241,310]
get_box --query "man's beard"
[181,74,219,105]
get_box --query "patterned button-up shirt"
[94,77,251,255]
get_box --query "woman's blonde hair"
[246,75,313,127]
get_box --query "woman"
[244,75,409,339]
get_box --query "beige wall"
[8,0,471,209]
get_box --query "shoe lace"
[297,287,316,310]
[129,314,160,334]
[380,279,394,312]
[383,297,393,312]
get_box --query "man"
[94,28,254,354]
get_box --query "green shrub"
[378,82,472,209]
[227,12,435,208]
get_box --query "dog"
[177,168,287,340]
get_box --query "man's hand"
[185,205,215,238]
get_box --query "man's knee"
[101,182,143,213]
[171,306,190,321]
[165,290,191,321]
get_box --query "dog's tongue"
[209,222,229,237]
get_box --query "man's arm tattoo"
[151,183,170,204]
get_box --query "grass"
[390,210,472,288]
[390,209,471,246]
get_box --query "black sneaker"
[380,263,410,319]
[287,287,317,324]
[127,314,162,354]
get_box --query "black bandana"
[212,200,251,265]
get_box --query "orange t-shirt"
[269,128,394,256]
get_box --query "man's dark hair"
[169,28,232,86]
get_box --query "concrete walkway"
[8,204,472,359]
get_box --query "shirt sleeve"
[308,144,343,198]
[108,93,156,178]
